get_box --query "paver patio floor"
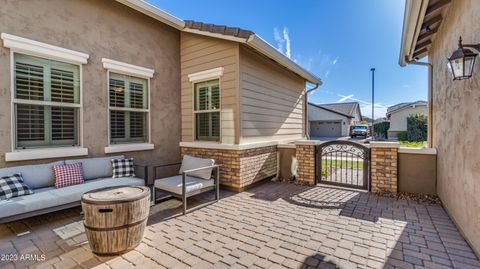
[0,182,479,269]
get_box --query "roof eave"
[115,0,185,30]
[308,102,352,118]
[115,0,321,84]
[399,0,429,66]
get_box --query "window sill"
[5,147,88,162]
[104,143,154,154]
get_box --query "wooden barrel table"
[81,185,150,255]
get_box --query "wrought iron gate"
[316,141,370,190]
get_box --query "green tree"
[407,113,428,141]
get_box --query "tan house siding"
[239,46,306,144]
[180,32,239,144]
[0,0,181,167]
[429,0,480,254]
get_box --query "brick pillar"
[370,142,399,193]
[295,142,317,185]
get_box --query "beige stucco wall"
[307,104,351,136]
[398,152,436,195]
[239,46,306,144]
[0,0,181,167]
[429,0,480,255]
[388,105,428,131]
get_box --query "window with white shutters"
[109,73,148,144]
[13,53,80,149]
[194,79,220,141]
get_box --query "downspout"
[406,59,433,148]
[304,83,320,139]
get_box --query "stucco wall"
[398,152,436,195]
[307,104,350,136]
[429,0,480,254]
[180,32,239,144]
[0,0,181,167]
[388,105,428,131]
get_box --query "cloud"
[283,28,291,59]
[337,94,390,119]
[402,84,410,88]
[337,94,354,102]
[273,28,337,79]
[273,28,284,54]
[332,57,338,65]
[273,27,291,59]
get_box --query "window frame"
[192,79,222,142]
[106,70,152,147]
[10,51,84,151]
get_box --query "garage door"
[310,121,342,137]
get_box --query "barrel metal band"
[84,218,147,231]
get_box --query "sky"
[148,0,428,119]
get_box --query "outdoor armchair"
[153,156,220,215]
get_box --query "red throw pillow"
[52,163,85,188]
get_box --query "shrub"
[373,121,390,140]
[407,113,428,141]
[397,131,408,141]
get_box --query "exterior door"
[310,121,342,137]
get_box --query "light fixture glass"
[448,37,478,80]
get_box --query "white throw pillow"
[179,155,215,180]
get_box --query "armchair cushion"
[178,155,215,180]
[155,175,214,196]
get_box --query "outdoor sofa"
[0,155,147,223]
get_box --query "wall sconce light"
[448,36,480,80]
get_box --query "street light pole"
[370,68,375,140]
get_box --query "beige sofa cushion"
[155,175,214,195]
[178,155,214,180]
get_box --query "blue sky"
[148,0,428,119]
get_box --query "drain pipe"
[304,83,320,139]
[406,59,433,148]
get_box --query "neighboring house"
[400,0,480,255]
[386,100,427,139]
[308,102,362,137]
[0,0,320,191]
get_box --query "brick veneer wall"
[371,143,399,193]
[180,146,277,191]
[295,144,316,185]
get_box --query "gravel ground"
[375,191,442,205]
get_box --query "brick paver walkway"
[0,182,479,269]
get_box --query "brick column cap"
[294,140,322,146]
[370,141,400,148]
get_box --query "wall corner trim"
[102,58,154,78]
[1,33,89,64]
[188,67,224,82]
[5,147,88,162]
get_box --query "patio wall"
[291,141,438,196]
[0,0,181,168]
[277,145,296,181]
[181,145,277,191]
[428,0,480,255]
[398,148,437,195]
